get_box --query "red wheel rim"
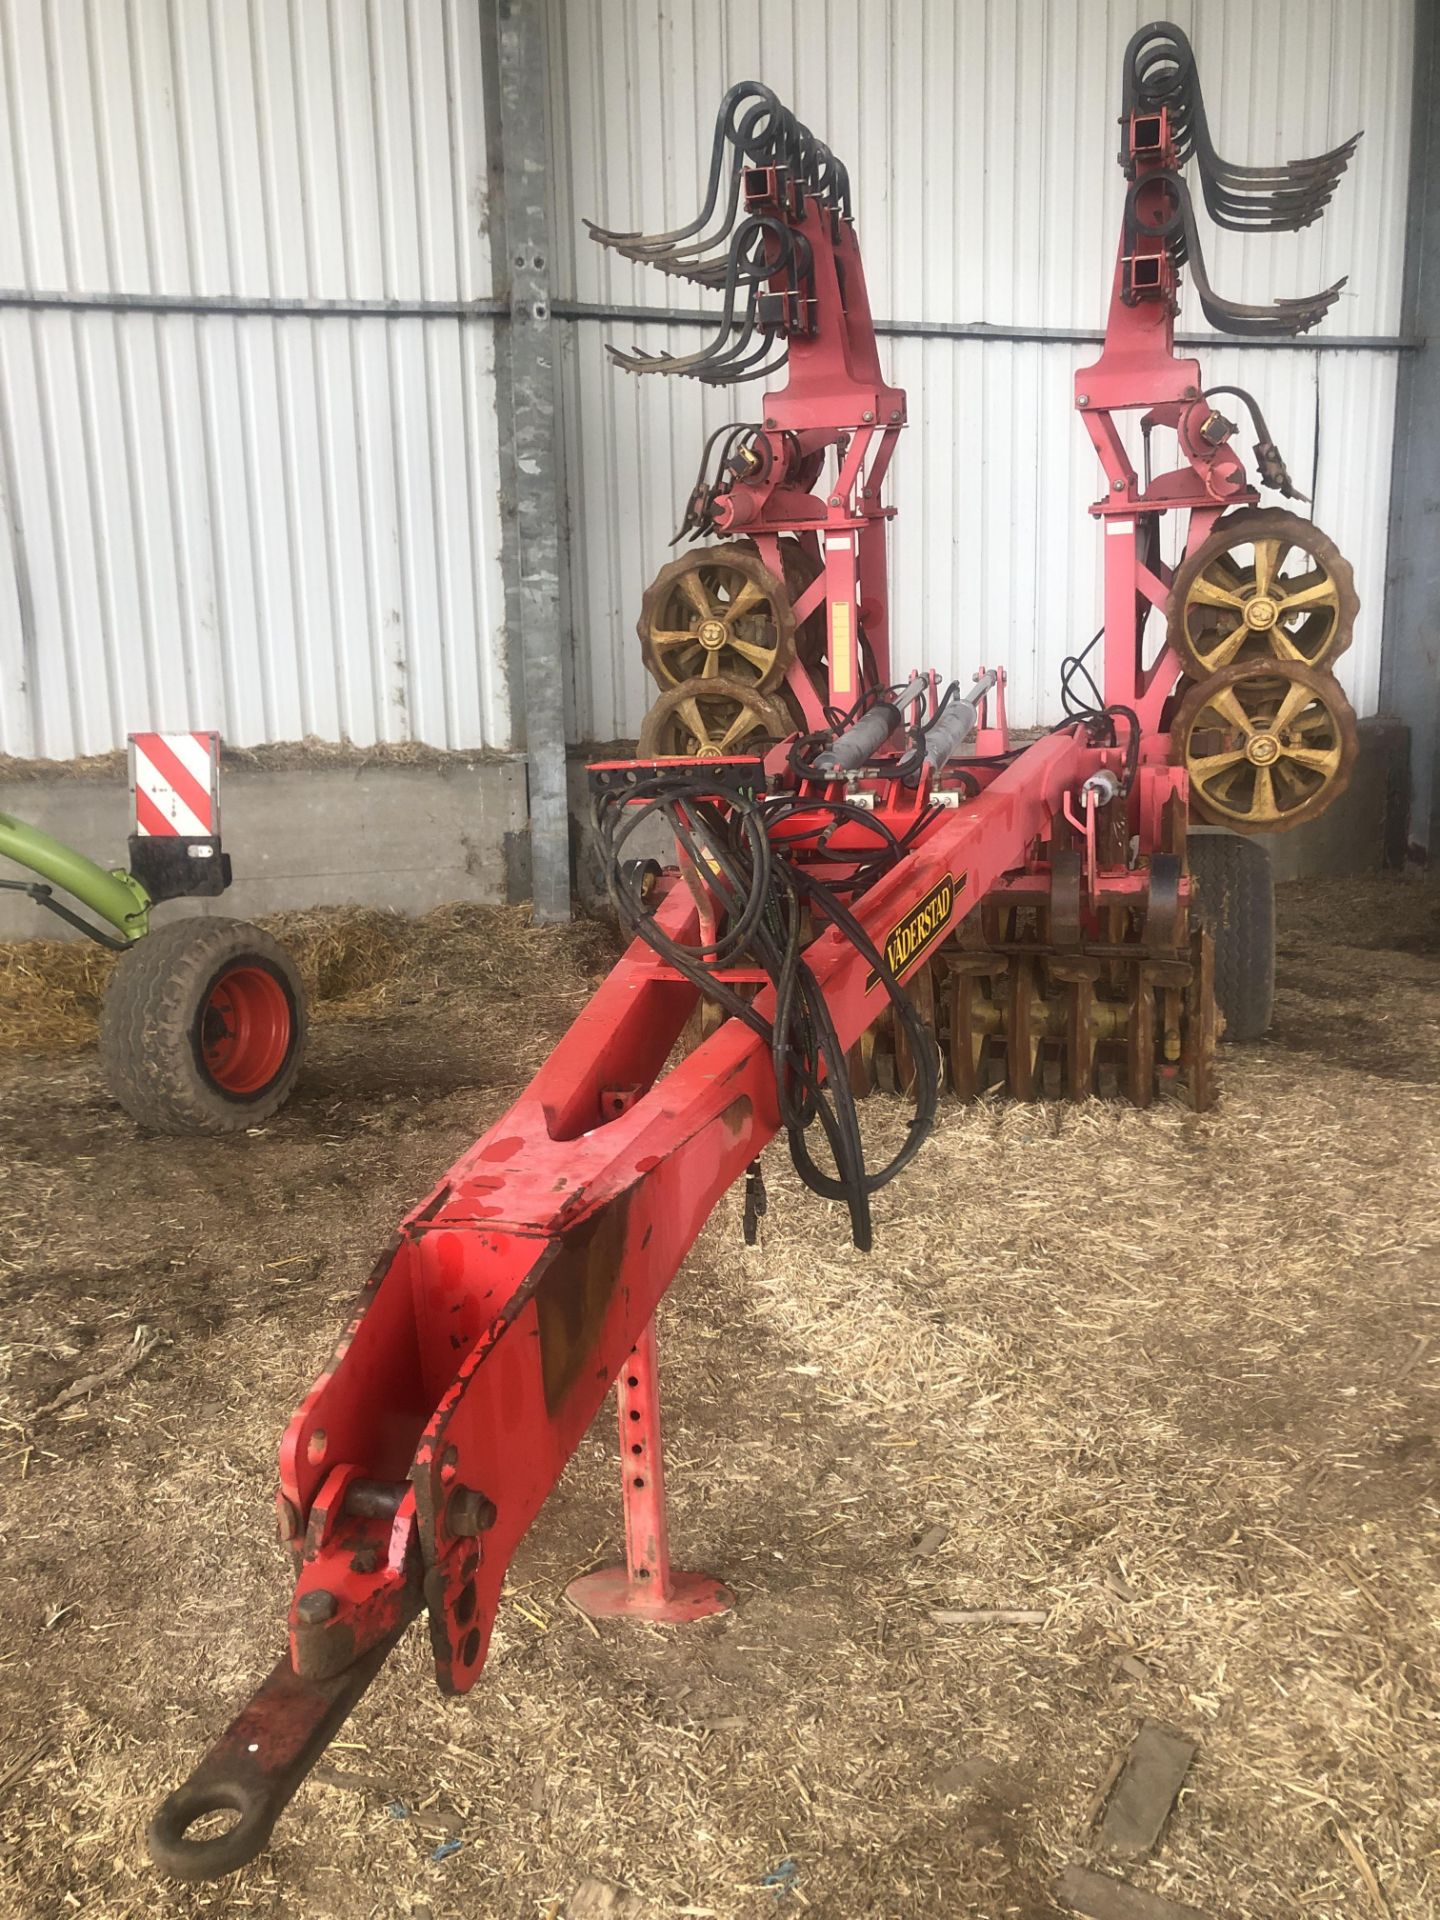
[199,965,292,1096]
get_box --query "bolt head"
[297,1589,337,1626]
[861,409,874,422]
[1112,479,1125,492]
[1076,393,1089,406]
[828,495,842,507]
[446,1485,498,1538]
[889,409,903,422]
[1244,595,1278,630]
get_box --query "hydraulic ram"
[918,671,1000,777]
[811,674,929,775]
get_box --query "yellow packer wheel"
[1171,659,1358,833]
[1167,508,1358,677]
[637,675,793,759]
[638,544,796,693]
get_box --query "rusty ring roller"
[638,543,797,694]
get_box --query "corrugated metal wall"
[0,0,1416,762]
[0,0,507,759]
[548,0,1414,741]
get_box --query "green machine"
[1,731,307,1134]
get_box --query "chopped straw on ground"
[0,874,1435,1920]
[0,902,617,1049]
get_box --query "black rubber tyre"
[1186,831,1275,1042]
[99,917,307,1134]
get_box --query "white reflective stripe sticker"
[163,730,216,788]
[829,603,853,697]
[1106,520,1135,535]
[131,737,214,837]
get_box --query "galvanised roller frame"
[149,29,1360,1879]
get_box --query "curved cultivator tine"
[1128,169,1348,338]
[584,81,784,248]
[585,82,844,384]
[605,215,810,383]
[1122,22,1361,235]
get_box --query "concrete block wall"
[0,758,529,940]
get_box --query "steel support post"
[496,0,570,921]
[1380,0,1440,857]
[565,1317,732,1623]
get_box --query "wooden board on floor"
[1056,1864,1211,1920]
[1100,1720,1198,1855]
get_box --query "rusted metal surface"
[147,1622,415,1882]
[535,1199,631,1413]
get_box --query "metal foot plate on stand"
[565,1565,732,1622]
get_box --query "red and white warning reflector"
[129,732,221,840]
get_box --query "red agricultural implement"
[149,27,1359,1877]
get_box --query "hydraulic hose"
[592,770,938,1250]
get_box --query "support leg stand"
[566,1318,732,1622]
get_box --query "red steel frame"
[1075,105,1259,737]
[152,725,1186,1878]
[148,92,1222,1886]
[702,169,906,723]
